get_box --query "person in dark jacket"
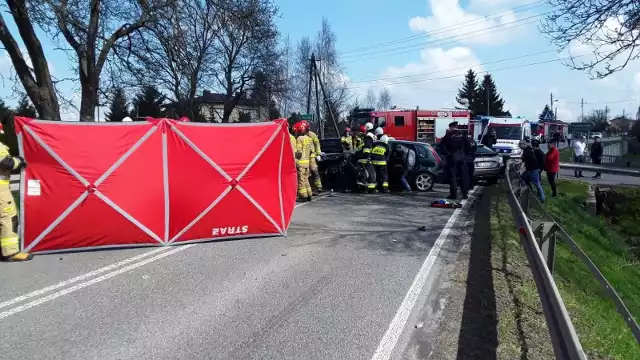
[481,128,497,148]
[532,139,545,176]
[466,133,477,187]
[442,123,470,200]
[520,140,545,202]
[392,143,416,192]
[590,135,603,178]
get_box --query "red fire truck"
[364,109,471,143]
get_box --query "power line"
[341,12,548,60]
[339,0,545,55]
[346,55,588,90]
[348,50,558,84]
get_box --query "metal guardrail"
[558,162,640,176]
[505,162,640,359]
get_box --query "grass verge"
[487,186,555,359]
[529,179,640,359]
[559,147,573,162]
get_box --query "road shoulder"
[405,185,554,360]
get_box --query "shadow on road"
[456,189,499,359]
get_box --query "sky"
[1,0,639,122]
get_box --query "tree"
[112,0,220,120]
[0,99,18,155]
[131,85,165,118]
[314,18,349,119]
[475,74,508,116]
[268,103,281,120]
[365,88,377,109]
[250,70,286,121]
[292,37,313,113]
[1,0,172,121]
[538,104,554,121]
[540,1,639,79]
[584,108,610,132]
[15,94,37,117]
[238,111,252,123]
[0,0,60,119]
[213,0,281,123]
[377,88,392,110]
[105,88,130,122]
[456,69,479,112]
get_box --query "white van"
[483,117,531,159]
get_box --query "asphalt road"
[0,186,477,360]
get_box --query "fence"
[505,161,640,359]
[564,138,629,165]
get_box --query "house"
[164,90,269,123]
[608,116,636,132]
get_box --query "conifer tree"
[105,88,130,121]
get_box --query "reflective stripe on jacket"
[296,135,312,166]
[371,142,390,166]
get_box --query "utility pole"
[314,58,321,138]
[550,92,554,109]
[306,53,315,114]
[581,98,584,121]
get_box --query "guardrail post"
[531,221,557,274]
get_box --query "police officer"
[294,122,313,202]
[0,122,31,262]
[301,121,323,194]
[466,133,477,187]
[341,127,353,151]
[371,134,390,192]
[441,122,470,200]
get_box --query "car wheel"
[414,172,434,191]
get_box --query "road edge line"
[370,186,482,360]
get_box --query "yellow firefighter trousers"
[297,166,312,198]
[0,186,19,258]
[309,157,322,190]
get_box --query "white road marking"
[0,247,168,310]
[0,196,321,317]
[370,186,482,360]
[0,245,195,320]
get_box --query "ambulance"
[472,116,532,159]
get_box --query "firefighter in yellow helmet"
[0,121,32,262]
[354,125,365,150]
[300,120,323,194]
[371,134,390,192]
[294,122,313,202]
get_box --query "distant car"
[431,142,504,184]
[388,140,443,191]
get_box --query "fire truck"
[350,109,471,143]
[531,121,568,143]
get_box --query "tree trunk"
[78,57,97,122]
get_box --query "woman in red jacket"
[545,142,560,198]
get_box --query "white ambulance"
[474,116,532,159]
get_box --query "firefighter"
[353,125,365,150]
[371,134,390,192]
[294,122,313,202]
[374,126,384,140]
[0,122,31,262]
[359,122,377,192]
[341,127,353,151]
[301,121,323,194]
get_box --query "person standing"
[544,141,560,198]
[520,140,545,202]
[294,122,313,202]
[371,135,390,192]
[572,135,586,177]
[590,134,603,179]
[442,123,470,200]
[303,121,323,194]
[567,133,572,147]
[532,139,545,177]
[0,122,31,262]
[341,128,353,151]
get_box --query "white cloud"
[408,0,522,46]
[362,46,482,109]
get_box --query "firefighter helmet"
[380,135,389,143]
[359,125,366,133]
[178,117,190,122]
[300,120,310,132]
[375,127,384,136]
[122,116,133,122]
[344,127,351,134]
[364,122,374,131]
[0,122,4,135]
